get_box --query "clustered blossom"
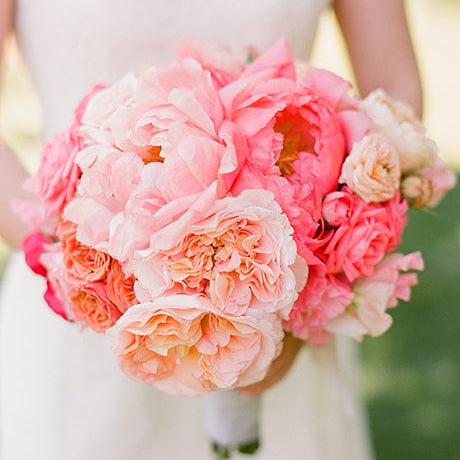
[19,38,456,393]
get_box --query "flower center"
[143,146,164,164]
[274,107,316,176]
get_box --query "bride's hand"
[240,333,303,396]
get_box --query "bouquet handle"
[205,390,261,458]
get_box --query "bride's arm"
[333,0,423,117]
[0,0,31,249]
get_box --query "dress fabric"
[1,1,374,458]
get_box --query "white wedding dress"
[0,1,374,458]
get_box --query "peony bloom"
[68,282,123,332]
[326,252,424,340]
[133,189,307,320]
[64,146,145,250]
[319,187,408,282]
[176,37,245,88]
[360,89,437,173]
[57,220,111,285]
[339,133,401,203]
[107,294,284,395]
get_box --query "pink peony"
[176,37,245,88]
[107,125,246,263]
[64,146,145,250]
[339,133,401,203]
[326,252,424,339]
[319,187,408,282]
[106,294,284,395]
[133,189,307,320]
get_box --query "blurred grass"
[362,180,460,460]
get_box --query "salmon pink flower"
[68,282,123,332]
[106,294,284,395]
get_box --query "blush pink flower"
[106,294,284,395]
[64,146,145,249]
[319,187,408,282]
[339,133,401,203]
[133,190,307,320]
[420,157,457,208]
[176,37,244,88]
[68,282,123,332]
[326,252,424,340]
[107,125,246,263]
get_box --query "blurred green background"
[1,1,459,459]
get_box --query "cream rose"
[339,133,400,203]
[360,89,437,173]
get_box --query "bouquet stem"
[205,390,261,457]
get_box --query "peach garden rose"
[107,294,284,395]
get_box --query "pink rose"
[33,84,104,217]
[339,133,401,203]
[285,266,353,345]
[133,190,307,320]
[107,294,284,395]
[33,127,82,217]
[319,187,408,282]
[327,252,424,339]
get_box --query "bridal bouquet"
[19,38,456,456]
